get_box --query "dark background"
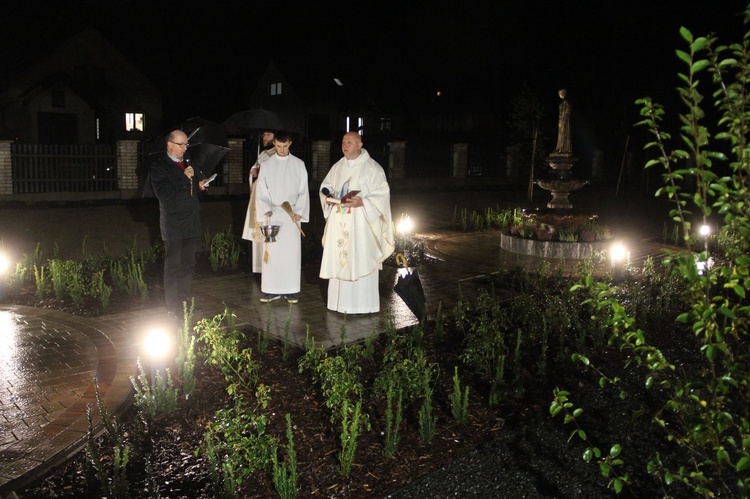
[1,1,746,134]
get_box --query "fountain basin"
[524,209,596,230]
[500,233,609,260]
[535,178,590,210]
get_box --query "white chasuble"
[319,149,394,313]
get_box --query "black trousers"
[163,237,198,315]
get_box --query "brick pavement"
[0,188,670,495]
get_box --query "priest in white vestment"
[319,132,395,314]
[255,131,310,303]
[241,130,276,273]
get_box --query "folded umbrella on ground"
[394,253,426,323]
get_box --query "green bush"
[555,9,750,496]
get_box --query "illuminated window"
[346,117,363,134]
[379,117,391,133]
[270,82,282,96]
[96,118,100,140]
[125,113,145,132]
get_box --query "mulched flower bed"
[7,253,693,498]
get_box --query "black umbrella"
[142,118,229,197]
[394,254,426,323]
[223,108,304,135]
[184,120,230,178]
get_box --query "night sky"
[2,1,747,135]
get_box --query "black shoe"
[260,293,281,303]
[285,294,299,304]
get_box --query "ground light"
[696,224,714,275]
[609,242,629,265]
[143,325,173,389]
[609,242,630,282]
[397,214,414,235]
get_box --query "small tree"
[559,6,750,496]
[508,84,546,201]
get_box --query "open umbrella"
[185,136,229,180]
[223,108,304,135]
[394,253,426,323]
[142,118,229,197]
[180,117,230,178]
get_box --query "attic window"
[125,113,145,132]
[333,78,343,86]
[270,82,282,96]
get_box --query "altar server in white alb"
[241,129,276,273]
[255,130,310,304]
[319,131,395,314]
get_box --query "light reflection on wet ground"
[0,310,19,372]
[0,189,672,492]
[0,305,135,492]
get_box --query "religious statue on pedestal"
[554,88,572,156]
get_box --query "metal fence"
[9,139,510,196]
[11,143,117,193]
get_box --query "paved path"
[0,188,671,495]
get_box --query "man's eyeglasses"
[169,140,189,147]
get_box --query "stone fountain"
[501,89,604,259]
[532,88,593,230]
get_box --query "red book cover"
[340,190,360,203]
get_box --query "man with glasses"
[149,129,209,318]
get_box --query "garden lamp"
[143,326,172,389]
[397,214,414,235]
[609,242,629,265]
[609,242,629,282]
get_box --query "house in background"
[246,60,495,143]
[247,60,400,140]
[0,27,162,144]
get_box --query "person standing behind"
[255,130,310,303]
[149,129,209,317]
[242,130,276,273]
[319,132,394,314]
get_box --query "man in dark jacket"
[149,129,208,317]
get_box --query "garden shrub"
[554,8,750,496]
